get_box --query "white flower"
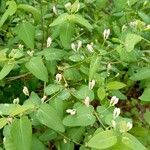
[89,79,95,90]
[103,29,110,40]
[47,37,52,47]
[27,50,34,57]
[107,63,112,70]
[64,2,71,11]
[113,108,120,119]
[129,21,137,28]
[53,6,57,15]
[84,96,90,107]
[41,95,47,103]
[71,43,76,51]
[86,43,94,53]
[56,73,62,82]
[13,97,20,104]
[115,73,120,77]
[18,44,24,50]
[122,25,127,31]
[63,139,67,143]
[77,40,82,50]
[111,120,116,128]
[7,117,13,124]
[23,86,29,96]
[66,109,76,115]
[126,122,133,131]
[110,96,119,106]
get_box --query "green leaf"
[0,62,15,80]
[106,81,126,90]
[130,67,150,80]
[73,85,94,100]
[64,68,82,81]
[18,22,35,49]
[124,33,142,52]
[43,48,67,61]
[87,130,117,149]
[0,104,16,115]
[0,1,17,28]
[67,127,85,143]
[89,54,101,80]
[144,110,150,125]
[139,88,150,102]
[44,84,63,95]
[0,118,7,129]
[39,129,57,142]
[11,117,32,150]
[60,141,74,150]
[63,105,96,126]
[31,135,46,150]
[71,0,80,13]
[69,54,84,62]
[36,103,65,132]
[50,13,69,26]
[25,57,48,82]
[122,133,147,150]
[138,11,150,24]
[70,14,93,31]
[18,4,41,24]
[97,87,106,100]
[60,21,75,49]
[49,98,64,119]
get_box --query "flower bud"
[113,107,120,119]
[53,6,57,15]
[23,86,29,96]
[84,96,90,107]
[13,97,20,104]
[41,95,47,103]
[27,50,34,57]
[126,122,133,131]
[47,37,52,47]
[77,40,82,50]
[66,109,76,115]
[86,43,94,53]
[89,79,95,90]
[71,43,76,51]
[103,29,110,40]
[110,96,119,106]
[111,120,116,128]
[56,73,62,82]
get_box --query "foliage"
[0,0,150,149]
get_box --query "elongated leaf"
[139,88,150,102]
[0,1,17,28]
[25,57,48,82]
[18,22,35,49]
[36,103,65,132]
[0,118,7,129]
[60,141,74,150]
[97,87,106,100]
[44,84,63,95]
[60,21,75,49]
[50,13,69,26]
[106,81,126,90]
[63,105,96,126]
[32,135,46,150]
[87,130,117,149]
[130,67,150,80]
[0,62,15,80]
[43,48,67,61]
[18,4,41,23]
[11,117,32,150]
[89,54,101,80]
[70,14,93,30]
[122,133,147,150]
[125,33,142,52]
[138,11,150,24]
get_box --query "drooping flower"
[89,79,95,90]
[56,73,62,82]
[84,96,90,107]
[23,86,29,96]
[13,97,20,104]
[66,109,76,115]
[110,96,119,106]
[53,6,57,15]
[113,107,120,119]
[103,29,110,40]
[47,37,52,47]
[86,43,94,53]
